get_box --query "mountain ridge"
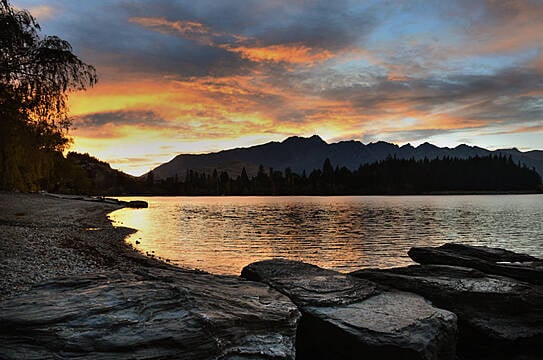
[145,135,543,180]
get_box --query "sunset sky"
[13,0,543,176]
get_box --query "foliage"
[44,152,146,196]
[0,0,96,191]
[146,155,542,196]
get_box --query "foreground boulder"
[408,243,543,285]
[242,259,457,360]
[352,248,543,359]
[0,267,300,359]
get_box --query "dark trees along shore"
[147,155,542,196]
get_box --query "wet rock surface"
[352,244,543,360]
[408,243,543,285]
[0,267,300,360]
[242,259,457,360]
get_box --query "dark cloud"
[121,0,377,49]
[34,2,256,79]
[315,66,543,125]
[38,0,379,80]
[248,2,376,50]
[324,67,540,102]
[75,110,167,128]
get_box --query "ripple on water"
[110,195,543,275]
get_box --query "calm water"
[110,195,543,275]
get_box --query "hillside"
[52,153,142,195]
[145,136,543,181]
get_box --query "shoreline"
[1,191,541,359]
[0,191,302,359]
[108,190,543,197]
[0,192,172,301]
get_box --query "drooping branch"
[1,0,96,125]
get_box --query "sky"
[13,0,543,176]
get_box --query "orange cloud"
[227,44,334,64]
[67,71,530,175]
[66,44,539,176]
[130,16,334,66]
[173,77,252,96]
[129,17,218,46]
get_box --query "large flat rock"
[0,267,300,359]
[242,259,457,360]
[352,264,543,359]
[408,243,543,285]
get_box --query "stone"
[408,243,543,285]
[351,264,543,359]
[125,200,148,208]
[242,259,457,360]
[0,267,300,359]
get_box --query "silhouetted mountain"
[146,136,543,180]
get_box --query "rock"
[408,243,543,285]
[351,264,543,359]
[126,200,148,208]
[103,197,123,205]
[241,259,457,360]
[0,267,300,359]
[430,243,540,263]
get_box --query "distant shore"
[113,190,542,197]
[0,192,169,300]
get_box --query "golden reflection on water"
[110,195,543,275]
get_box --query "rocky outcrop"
[242,259,457,360]
[0,267,300,359]
[352,244,543,360]
[408,243,543,284]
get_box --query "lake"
[110,195,543,275]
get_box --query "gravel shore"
[0,192,168,300]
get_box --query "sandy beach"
[0,192,166,300]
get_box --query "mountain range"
[145,135,543,180]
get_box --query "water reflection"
[110,195,543,275]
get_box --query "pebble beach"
[0,192,165,300]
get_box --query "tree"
[146,171,155,186]
[0,0,97,190]
[239,167,250,194]
[321,158,334,193]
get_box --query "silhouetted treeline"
[146,155,542,196]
